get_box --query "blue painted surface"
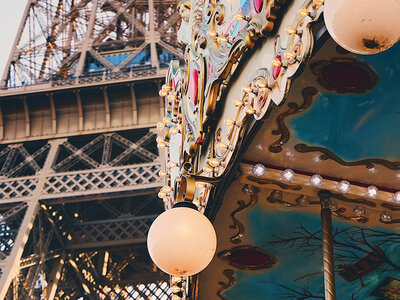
[289,43,400,161]
[240,0,252,16]
[224,207,400,299]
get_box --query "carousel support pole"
[318,190,336,300]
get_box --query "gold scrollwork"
[269,87,318,153]
[332,207,368,223]
[229,192,258,244]
[267,190,319,207]
[331,193,376,208]
[247,175,302,190]
[217,269,235,300]
[381,202,400,211]
[294,144,400,171]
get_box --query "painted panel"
[224,207,400,299]
[290,43,400,161]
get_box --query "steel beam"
[45,252,66,300]
[75,0,99,77]
[0,139,66,300]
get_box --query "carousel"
[147,0,400,299]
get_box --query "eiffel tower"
[0,0,183,298]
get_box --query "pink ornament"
[273,55,281,80]
[188,69,199,106]
[254,0,264,14]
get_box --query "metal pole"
[318,190,336,300]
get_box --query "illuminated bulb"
[192,198,201,207]
[286,26,297,35]
[313,0,324,6]
[366,185,378,198]
[284,51,297,62]
[59,215,63,220]
[168,161,177,168]
[67,234,72,241]
[282,169,295,182]
[233,99,244,107]
[159,170,168,177]
[156,136,165,144]
[298,8,310,18]
[157,121,165,131]
[196,182,206,188]
[338,180,351,193]
[255,79,267,89]
[163,116,172,126]
[224,119,236,127]
[162,186,173,193]
[245,105,255,115]
[74,213,79,218]
[207,30,216,38]
[169,94,177,101]
[394,191,400,203]
[252,164,266,177]
[310,174,323,187]
[216,142,231,155]
[162,84,171,92]
[235,14,245,21]
[147,203,217,276]
[242,86,252,94]
[271,57,282,68]
[158,191,167,198]
[209,159,221,167]
[170,126,180,135]
[380,211,392,223]
[324,0,400,54]
[52,211,57,216]
[217,35,228,44]
[203,166,214,173]
[353,206,365,217]
[171,276,182,284]
[157,142,166,149]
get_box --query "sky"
[0,0,27,78]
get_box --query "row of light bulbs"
[252,163,397,223]
[252,163,400,203]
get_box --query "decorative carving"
[217,269,235,300]
[332,207,368,223]
[159,0,325,212]
[218,245,277,270]
[379,218,400,224]
[267,190,316,207]
[311,58,379,94]
[229,190,258,244]
[331,193,376,208]
[294,144,400,171]
[381,202,400,211]
[247,176,302,190]
[269,87,318,153]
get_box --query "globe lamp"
[324,0,400,54]
[147,202,217,276]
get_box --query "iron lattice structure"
[0,0,184,298]
[2,0,183,88]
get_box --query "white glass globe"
[147,205,217,276]
[324,0,400,54]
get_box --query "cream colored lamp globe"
[324,0,400,54]
[147,202,217,276]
